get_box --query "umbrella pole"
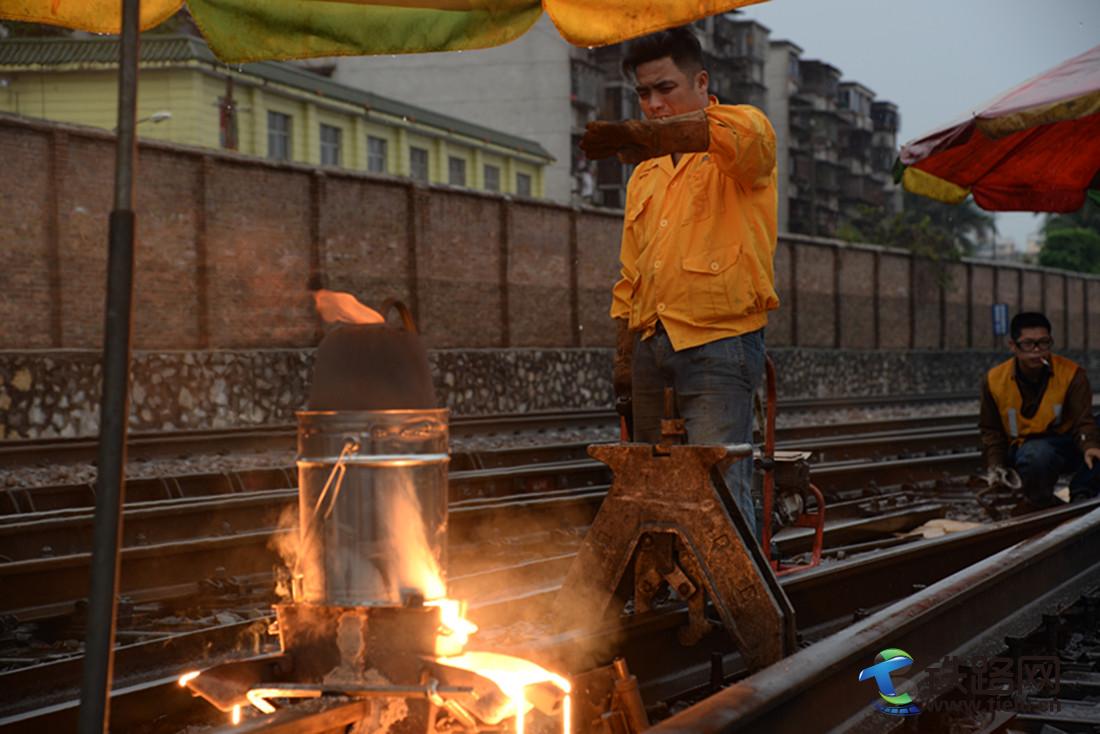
[77,0,140,732]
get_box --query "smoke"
[269,503,302,601]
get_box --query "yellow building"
[0,35,552,196]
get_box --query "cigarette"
[1041,358,1051,367]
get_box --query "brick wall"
[2,113,1099,355]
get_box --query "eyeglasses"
[1014,338,1053,352]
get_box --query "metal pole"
[78,0,140,731]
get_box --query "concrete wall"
[3,113,1099,358]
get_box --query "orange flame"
[177,670,201,687]
[385,476,447,602]
[437,651,572,734]
[312,289,385,325]
[427,598,479,657]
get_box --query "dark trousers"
[631,325,765,536]
[1008,427,1100,505]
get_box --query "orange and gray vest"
[986,354,1079,446]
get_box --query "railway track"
[0,392,981,468]
[4,500,1096,733]
[0,413,983,516]
[0,414,995,622]
[0,409,618,468]
[6,406,1090,733]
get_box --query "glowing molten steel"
[177,670,201,687]
[427,598,478,657]
[437,651,573,734]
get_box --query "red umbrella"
[898,43,1100,212]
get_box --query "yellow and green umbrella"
[3,0,766,60]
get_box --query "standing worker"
[980,312,1100,509]
[580,27,779,534]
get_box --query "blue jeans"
[631,324,765,535]
[1008,429,1100,505]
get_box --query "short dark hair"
[622,26,705,79]
[1010,312,1052,341]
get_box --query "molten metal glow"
[427,598,479,657]
[437,651,572,734]
[177,670,200,687]
[312,289,385,325]
[248,687,321,714]
[231,704,242,725]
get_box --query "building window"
[516,172,532,197]
[320,124,342,166]
[448,156,467,187]
[367,136,388,173]
[410,146,429,182]
[483,164,500,192]
[267,111,292,161]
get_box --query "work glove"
[984,465,1023,491]
[580,110,710,164]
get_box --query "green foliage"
[840,189,995,262]
[1042,196,1100,235]
[900,191,997,255]
[1038,195,1100,273]
[1038,228,1100,274]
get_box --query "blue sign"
[992,303,1009,337]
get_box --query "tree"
[1042,194,1100,235]
[898,191,997,255]
[839,191,997,262]
[1038,228,1100,274]
[1038,193,1100,273]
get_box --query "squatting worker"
[980,312,1100,508]
[580,27,779,534]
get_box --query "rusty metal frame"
[553,443,796,671]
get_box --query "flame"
[386,477,447,601]
[312,289,385,325]
[437,651,572,734]
[184,442,574,734]
[177,670,201,687]
[427,598,479,657]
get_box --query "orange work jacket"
[986,354,1080,445]
[609,98,779,351]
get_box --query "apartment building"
[0,35,552,196]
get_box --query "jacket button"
[657,303,667,313]
[654,260,662,270]
[709,261,719,271]
[659,219,668,228]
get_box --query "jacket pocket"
[680,245,749,324]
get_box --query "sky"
[737,0,1100,250]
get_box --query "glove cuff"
[650,109,710,154]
